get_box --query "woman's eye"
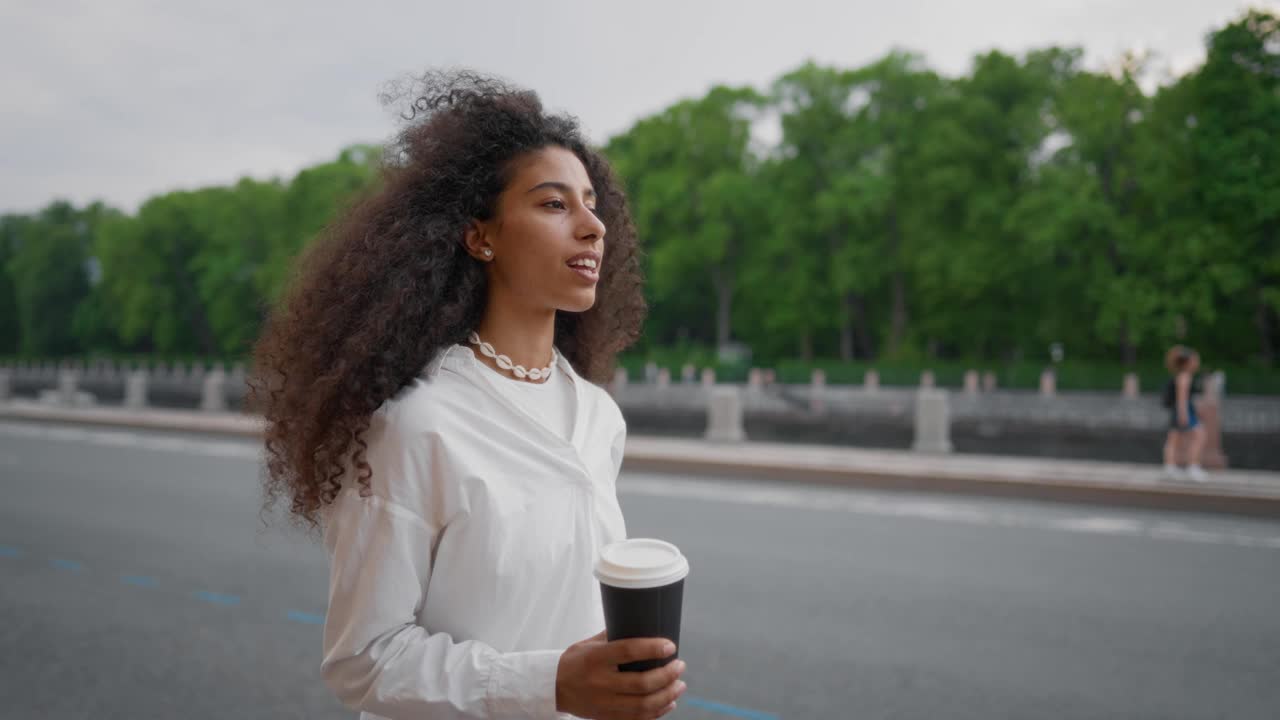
[544,199,567,210]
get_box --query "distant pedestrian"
[1162,346,1207,482]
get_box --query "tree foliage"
[2,12,1275,379]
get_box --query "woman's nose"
[579,208,606,241]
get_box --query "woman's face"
[471,146,606,314]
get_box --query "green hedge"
[0,353,244,372]
[615,353,1280,395]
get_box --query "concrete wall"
[609,382,1280,434]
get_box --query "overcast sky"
[0,0,1268,215]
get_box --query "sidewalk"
[5,400,1280,518]
[623,437,1280,518]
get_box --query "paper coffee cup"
[594,538,689,672]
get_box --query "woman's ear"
[463,220,494,262]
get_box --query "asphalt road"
[2,419,1278,720]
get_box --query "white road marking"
[198,441,262,459]
[1147,523,1236,545]
[619,474,1280,551]
[45,426,88,442]
[87,430,140,447]
[0,422,43,438]
[1049,517,1145,535]
[135,436,189,452]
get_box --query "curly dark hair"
[247,70,646,531]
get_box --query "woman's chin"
[558,290,597,313]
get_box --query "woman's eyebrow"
[526,181,597,199]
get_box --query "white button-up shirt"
[320,344,628,719]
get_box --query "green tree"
[1127,70,1236,362]
[606,87,765,353]
[258,145,380,304]
[841,51,944,358]
[94,191,219,355]
[1011,56,1161,364]
[0,215,26,355]
[6,201,97,356]
[764,62,878,361]
[4,12,1275,376]
[70,203,128,354]
[914,49,1073,362]
[1192,9,1280,365]
[188,178,286,356]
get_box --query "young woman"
[249,71,687,720]
[1162,345,1208,482]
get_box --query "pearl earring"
[482,248,493,258]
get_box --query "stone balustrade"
[5,361,1278,463]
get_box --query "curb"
[0,402,263,438]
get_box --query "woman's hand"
[556,630,687,720]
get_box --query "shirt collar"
[427,342,592,461]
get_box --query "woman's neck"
[471,301,557,378]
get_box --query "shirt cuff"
[485,648,565,720]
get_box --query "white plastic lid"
[594,538,690,590]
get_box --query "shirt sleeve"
[604,389,628,483]
[319,438,566,719]
[609,422,627,482]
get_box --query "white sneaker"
[1163,464,1186,481]
[1186,465,1209,483]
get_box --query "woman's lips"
[568,263,599,284]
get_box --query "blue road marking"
[4,546,778,720]
[121,575,159,588]
[683,696,780,720]
[286,610,325,625]
[193,590,241,606]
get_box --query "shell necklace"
[467,331,555,381]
